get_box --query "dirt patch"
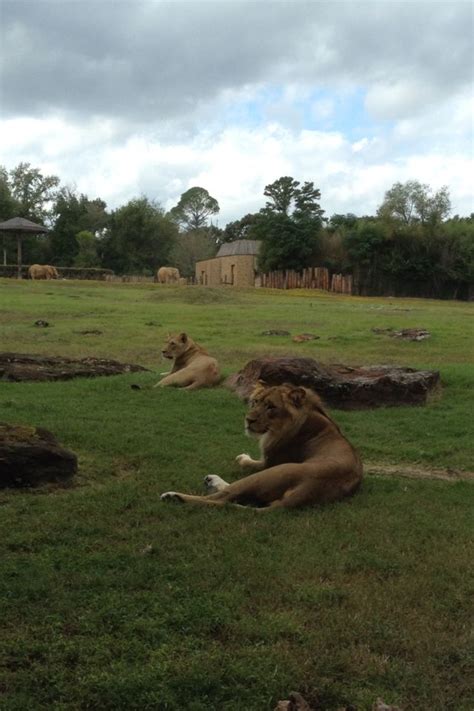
[292,333,320,342]
[365,463,474,482]
[372,327,431,341]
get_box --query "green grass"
[0,279,473,710]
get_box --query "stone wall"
[195,255,257,287]
[196,257,222,286]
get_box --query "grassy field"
[0,279,473,710]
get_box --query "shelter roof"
[216,239,261,257]
[0,217,48,233]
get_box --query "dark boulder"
[0,423,77,488]
[225,356,440,409]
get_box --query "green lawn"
[0,279,473,710]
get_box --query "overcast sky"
[1,0,473,225]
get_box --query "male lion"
[154,332,220,390]
[161,382,362,510]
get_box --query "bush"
[0,265,114,280]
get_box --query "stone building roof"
[216,240,261,258]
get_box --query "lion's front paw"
[160,491,183,502]
[236,453,253,467]
[204,475,229,493]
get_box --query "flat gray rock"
[0,352,149,382]
[225,356,440,409]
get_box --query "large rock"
[0,423,77,488]
[225,356,440,409]
[0,352,149,382]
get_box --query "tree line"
[1,163,472,298]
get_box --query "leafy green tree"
[327,213,358,233]
[51,190,82,264]
[377,180,451,226]
[49,188,110,266]
[74,231,100,268]
[437,215,474,291]
[343,219,388,291]
[263,176,300,215]
[0,163,60,263]
[169,187,219,231]
[49,189,88,266]
[0,167,18,220]
[102,197,178,274]
[256,213,317,272]
[83,198,109,236]
[222,213,259,243]
[319,214,358,273]
[0,168,19,264]
[8,162,60,222]
[169,230,218,278]
[256,177,325,271]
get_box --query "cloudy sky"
[1,0,473,225]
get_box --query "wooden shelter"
[196,240,261,287]
[0,217,48,278]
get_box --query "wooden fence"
[259,267,352,294]
[330,273,353,295]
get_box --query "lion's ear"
[179,332,188,343]
[287,387,306,408]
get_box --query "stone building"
[196,240,261,287]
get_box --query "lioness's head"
[245,381,308,440]
[161,332,191,359]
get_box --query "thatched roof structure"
[0,217,48,278]
[0,217,48,233]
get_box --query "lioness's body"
[28,264,58,280]
[155,332,220,390]
[161,382,362,510]
[157,266,180,284]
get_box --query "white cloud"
[365,78,441,121]
[1,109,472,222]
[1,1,472,223]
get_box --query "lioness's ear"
[179,332,188,343]
[288,387,306,408]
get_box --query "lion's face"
[245,382,307,439]
[161,333,190,359]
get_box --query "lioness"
[155,332,220,390]
[161,381,363,510]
